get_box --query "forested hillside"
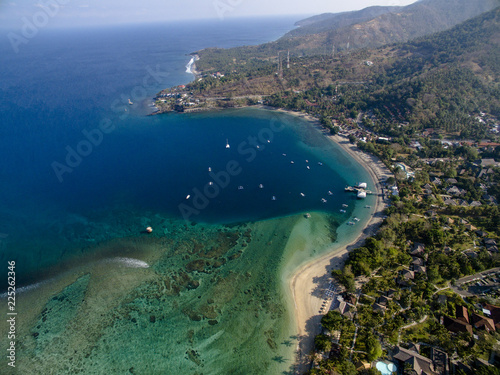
[171,7,500,140]
[194,0,499,72]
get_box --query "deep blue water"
[0,18,368,285]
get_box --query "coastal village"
[294,106,500,374]
[149,6,500,375]
[155,79,500,374]
[4,0,500,374]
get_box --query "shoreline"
[147,96,393,371]
[267,107,392,373]
[186,54,201,78]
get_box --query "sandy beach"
[269,108,393,373]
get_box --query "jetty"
[344,182,373,198]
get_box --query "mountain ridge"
[194,0,500,73]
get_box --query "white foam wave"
[185,57,195,74]
[109,257,150,269]
[0,257,149,298]
[0,278,52,298]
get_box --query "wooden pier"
[344,185,374,195]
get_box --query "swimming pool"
[376,361,397,375]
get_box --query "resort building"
[392,345,447,375]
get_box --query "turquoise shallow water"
[0,107,368,287]
[0,111,376,374]
[0,19,376,374]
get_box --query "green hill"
[282,0,500,54]
[289,6,402,37]
[162,6,500,141]
[195,0,499,73]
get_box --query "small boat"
[256,145,260,149]
[348,221,355,225]
[353,217,360,221]
[342,204,348,208]
[364,205,371,208]
[340,209,346,213]
[238,186,244,190]
[321,198,327,203]
[186,195,191,199]
[300,193,305,197]
[305,213,311,218]
[318,162,323,166]
[128,99,133,105]
[282,153,287,156]
[272,196,276,201]
[208,167,211,172]
[146,226,153,233]
[290,161,294,164]
[267,140,271,143]
[259,184,264,189]
[209,181,213,186]
[357,191,367,199]
[305,160,309,163]
[328,191,333,195]
[306,166,310,170]
[226,139,230,149]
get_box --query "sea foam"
[185,57,195,74]
[185,55,199,74]
[108,257,150,268]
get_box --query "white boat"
[226,139,230,149]
[340,209,346,213]
[364,205,371,208]
[328,191,333,195]
[238,186,244,190]
[128,99,133,105]
[256,145,260,149]
[208,167,211,172]
[357,190,367,199]
[300,193,305,197]
[354,217,360,221]
[272,196,276,201]
[186,195,191,199]
[357,182,367,189]
[348,221,355,225]
[267,140,271,143]
[209,181,213,186]
[318,162,323,166]
[305,213,311,218]
[306,166,310,170]
[259,184,263,189]
[321,198,327,203]
[282,153,287,156]
[290,161,294,164]
[305,160,309,163]
[342,204,348,207]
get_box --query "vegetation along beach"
[1,0,500,374]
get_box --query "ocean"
[0,18,375,374]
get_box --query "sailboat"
[226,139,230,149]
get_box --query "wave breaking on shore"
[185,55,199,74]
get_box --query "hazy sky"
[0,0,419,28]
